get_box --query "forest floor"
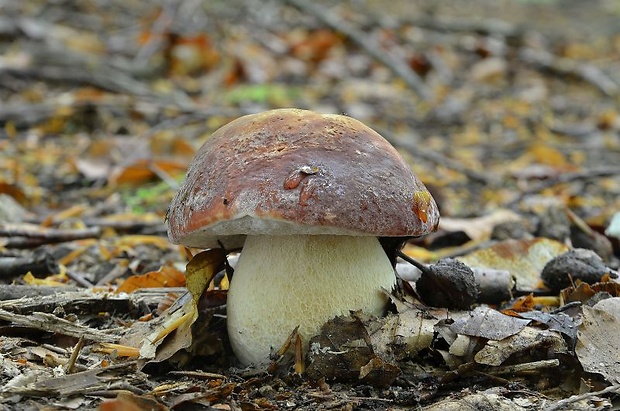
[1,0,620,410]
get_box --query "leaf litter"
[0,0,620,410]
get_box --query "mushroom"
[166,108,439,366]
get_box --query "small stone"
[541,248,612,292]
[416,258,478,310]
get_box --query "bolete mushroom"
[166,108,439,366]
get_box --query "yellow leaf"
[528,143,568,168]
[185,249,226,305]
[114,235,172,250]
[23,270,69,286]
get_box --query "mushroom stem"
[226,234,396,366]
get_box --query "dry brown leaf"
[99,391,168,411]
[561,280,620,305]
[168,34,220,76]
[115,264,185,294]
[0,182,27,205]
[111,159,187,185]
[290,28,343,64]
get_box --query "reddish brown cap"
[166,108,439,249]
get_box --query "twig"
[0,66,154,97]
[404,16,522,39]
[149,161,180,191]
[505,166,620,208]
[280,0,431,100]
[487,359,559,376]
[0,252,59,278]
[64,269,95,288]
[0,224,101,248]
[0,286,186,313]
[0,223,101,239]
[519,48,619,96]
[65,336,85,374]
[397,251,429,274]
[0,284,81,300]
[169,370,228,380]
[543,384,620,411]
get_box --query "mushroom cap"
[167,108,439,249]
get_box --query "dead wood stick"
[81,218,167,233]
[543,384,620,411]
[519,48,619,96]
[0,102,60,128]
[403,16,521,38]
[65,336,85,374]
[0,223,101,239]
[505,166,620,208]
[0,98,245,131]
[0,308,121,343]
[487,358,559,376]
[0,287,185,314]
[281,0,431,100]
[64,269,94,288]
[4,362,139,397]
[0,223,101,248]
[0,252,59,278]
[169,370,228,380]
[0,66,153,97]
[396,257,513,304]
[0,284,81,300]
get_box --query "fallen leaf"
[290,28,342,64]
[450,306,530,341]
[371,309,437,360]
[137,249,226,363]
[23,271,69,287]
[474,326,567,366]
[116,264,185,294]
[306,313,400,387]
[458,238,569,291]
[99,391,168,411]
[575,297,620,383]
[185,249,226,306]
[560,280,620,305]
[517,310,580,341]
[113,235,172,250]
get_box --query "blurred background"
[0,2,620,406]
[0,0,619,229]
